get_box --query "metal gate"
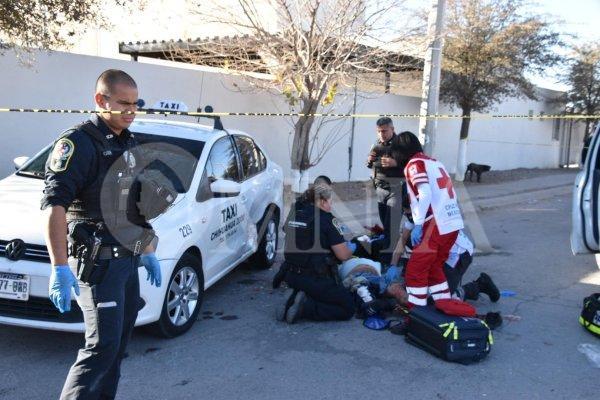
[558,118,586,167]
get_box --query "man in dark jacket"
[366,117,406,262]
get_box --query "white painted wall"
[0,50,568,182]
[432,94,574,173]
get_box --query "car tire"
[250,205,279,269]
[151,252,204,338]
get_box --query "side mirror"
[210,179,241,197]
[13,156,30,170]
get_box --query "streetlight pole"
[418,0,446,155]
[348,77,358,181]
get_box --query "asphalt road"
[1,191,599,400]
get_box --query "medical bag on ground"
[406,306,493,364]
[580,293,600,338]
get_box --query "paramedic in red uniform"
[393,131,464,332]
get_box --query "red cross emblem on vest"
[436,168,454,199]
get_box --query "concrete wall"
[432,94,571,173]
[0,50,568,182]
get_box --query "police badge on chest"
[122,150,136,169]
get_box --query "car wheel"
[151,252,204,338]
[250,206,279,269]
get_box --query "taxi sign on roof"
[152,100,189,112]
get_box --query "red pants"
[405,219,458,307]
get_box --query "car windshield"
[16,146,52,179]
[16,134,204,194]
[134,132,204,193]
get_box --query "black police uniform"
[280,199,355,321]
[366,133,405,261]
[41,115,154,400]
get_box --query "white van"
[571,123,600,264]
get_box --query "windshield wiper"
[17,170,45,178]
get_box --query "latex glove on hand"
[141,252,162,287]
[346,241,357,254]
[411,224,423,247]
[49,265,80,313]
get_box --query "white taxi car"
[0,118,283,337]
[572,122,600,264]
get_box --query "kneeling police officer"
[42,70,173,399]
[274,183,355,323]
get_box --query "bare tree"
[562,42,600,139]
[0,1,140,52]
[174,0,421,181]
[439,0,562,180]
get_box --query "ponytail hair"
[300,184,332,204]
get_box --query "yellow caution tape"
[0,107,598,120]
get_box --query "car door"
[196,137,248,280]
[572,123,600,254]
[233,135,270,226]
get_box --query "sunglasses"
[101,94,141,108]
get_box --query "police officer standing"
[274,184,356,323]
[42,70,162,399]
[366,117,406,262]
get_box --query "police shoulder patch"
[331,218,346,235]
[49,138,75,172]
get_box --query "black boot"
[484,312,503,330]
[462,282,480,301]
[286,291,307,324]
[360,298,392,317]
[275,288,298,321]
[476,273,500,303]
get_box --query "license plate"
[0,272,30,301]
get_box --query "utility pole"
[348,77,358,181]
[418,0,446,155]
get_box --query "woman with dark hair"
[274,184,356,323]
[393,131,465,333]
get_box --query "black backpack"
[580,293,600,338]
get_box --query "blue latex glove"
[411,224,423,247]
[141,252,162,287]
[346,241,357,254]
[49,265,80,313]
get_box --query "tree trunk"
[454,108,471,182]
[459,107,471,140]
[290,101,317,192]
[584,119,591,139]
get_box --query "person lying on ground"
[337,257,408,317]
